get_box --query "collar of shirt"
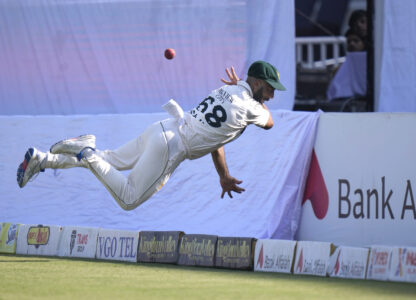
[237,81,253,97]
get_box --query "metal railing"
[296,36,346,69]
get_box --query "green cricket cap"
[247,61,286,91]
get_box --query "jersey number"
[196,97,227,128]
[205,105,227,128]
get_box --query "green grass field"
[0,254,415,300]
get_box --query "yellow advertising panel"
[0,223,19,254]
[27,226,50,247]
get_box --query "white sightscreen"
[1,110,319,239]
[0,0,295,115]
[375,0,416,112]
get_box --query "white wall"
[297,113,416,246]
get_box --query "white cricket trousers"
[43,119,186,210]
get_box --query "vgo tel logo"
[98,235,137,259]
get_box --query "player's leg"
[94,136,146,171]
[50,134,96,156]
[17,148,85,188]
[120,119,186,207]
[81,122,172,210]
[51,133,145,171]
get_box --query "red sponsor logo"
[296,249,304,272]
[77,234,88,245]
[334,250,341,275]
[406,251,416,266]
[374,252,389,265]
[302,149,329,219]
[256,244,264,269]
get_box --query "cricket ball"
[164,48,176,60]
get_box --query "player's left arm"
[211,146,245,198]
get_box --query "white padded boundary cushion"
[254,239,296,273]
[389,246,416,283]
[58,226,99,258]
[16,224,62,256]
[327,246,369,279]
[293,241,332,276]
[366,245,394,281]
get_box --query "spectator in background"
[326,10,368,107]
[348,10,367,38]
[330,10,367,76]
[345,28,366,52]
[329,28,365,79]
[348,10,368,48]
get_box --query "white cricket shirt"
[180,81,270,159]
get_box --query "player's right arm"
[261,103,274,130]
[211,146,245,198]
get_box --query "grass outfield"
[0,254,415,300]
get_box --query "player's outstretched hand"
[220,175,245,198]
[221,66,240,85]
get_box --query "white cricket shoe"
[17,148,46,188]
[50,134,96,155]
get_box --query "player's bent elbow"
[263,119,274,130]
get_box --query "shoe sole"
[17,148,35,188]
[50,134,95,154]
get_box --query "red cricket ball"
[164,48,176,60]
